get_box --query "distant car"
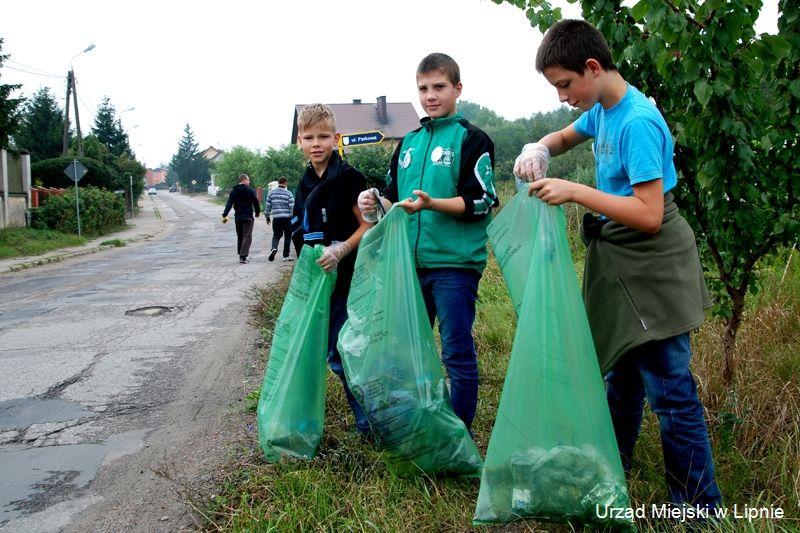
[169,186,177,193]
[148,187,157,195]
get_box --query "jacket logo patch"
[430,146,454,167]
[400,148,414,169]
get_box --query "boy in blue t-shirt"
[515,19,721,510]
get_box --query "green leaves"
[790,80,800,98]
[761,34,792,60]
[631,0,649,21]
[694,80,713,107]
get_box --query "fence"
[31,187,67,207]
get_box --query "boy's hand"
[317,241,352,272]
[528,178,575,206]
[397,190,433,214]
[357,188,380,220]
[266,216,271,224]
[222,216,229,224]
[514,142,550,182]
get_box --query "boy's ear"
[585,58,602,77]
[454,81,463,99]
[335,132,341,143]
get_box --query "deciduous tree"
[495,0,800,383]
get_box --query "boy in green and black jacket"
[358,53,498,431]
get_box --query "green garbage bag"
[486,186,542,314]
[474,192,634,529]
[338,207,483,477]
[257,244,336,462]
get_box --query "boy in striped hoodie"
[264,177,295,262]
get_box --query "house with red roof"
[291,96,419,151]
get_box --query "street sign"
[63,159,88,183]
[341,131,384,147]
[62,159,86,236]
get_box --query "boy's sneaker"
[283,256,293,262]
[268,249,278,262]
[239,256,249,264]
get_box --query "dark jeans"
[271,217,292,257]
[328,294,370,434]
[235,217,254,258]
[418,267,480,430]
[606,333,722,508]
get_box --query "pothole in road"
[125,306,174,317]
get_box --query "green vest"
[391,114,496,273]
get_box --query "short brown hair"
[417,53,460,85]
[278,176,288,184]
[297,103,336,134]
[238,173,249,183]
[535,19,616,75]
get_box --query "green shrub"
[31,186,126,235]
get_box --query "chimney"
[376,95,387,124]
[352,98,362,104]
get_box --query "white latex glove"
[513,142,550,182]
[357,188,380,222]
[317,241,352,272]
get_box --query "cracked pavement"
[0,193,286,532]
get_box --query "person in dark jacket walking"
[222,173,261,264]
[264,177,295,262]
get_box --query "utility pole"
[71,72,84,157]
[62,71,72,156]
[128,175,135,219]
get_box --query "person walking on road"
[222,173,261,264]
[264,176,295,262]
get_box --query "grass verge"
[201,238,799,532]
[0,227,86,259]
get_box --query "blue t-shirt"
[573,85,677,197]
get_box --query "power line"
[1,64,65,79]
[76,92,96,125]
[5,58,62,77]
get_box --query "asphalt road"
[0,193,285,532]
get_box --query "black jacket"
[223,184,260,220]
[291,152,365,246]
[291,152,366,296]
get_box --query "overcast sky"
[1,0,780,168]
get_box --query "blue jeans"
[418,268,481,430]
[605,333,722,508]
[328,294,370,434]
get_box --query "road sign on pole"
[63,159,88,182]
[341,131,384,147]
[338,131,385,156]
[63,159,88,236]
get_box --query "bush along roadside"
[31,186,126,236]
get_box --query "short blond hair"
[297,103,336,134]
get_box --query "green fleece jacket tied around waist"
[581,193,711,374]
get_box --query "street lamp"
[70,44,96,67]
[63,43,96,156]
